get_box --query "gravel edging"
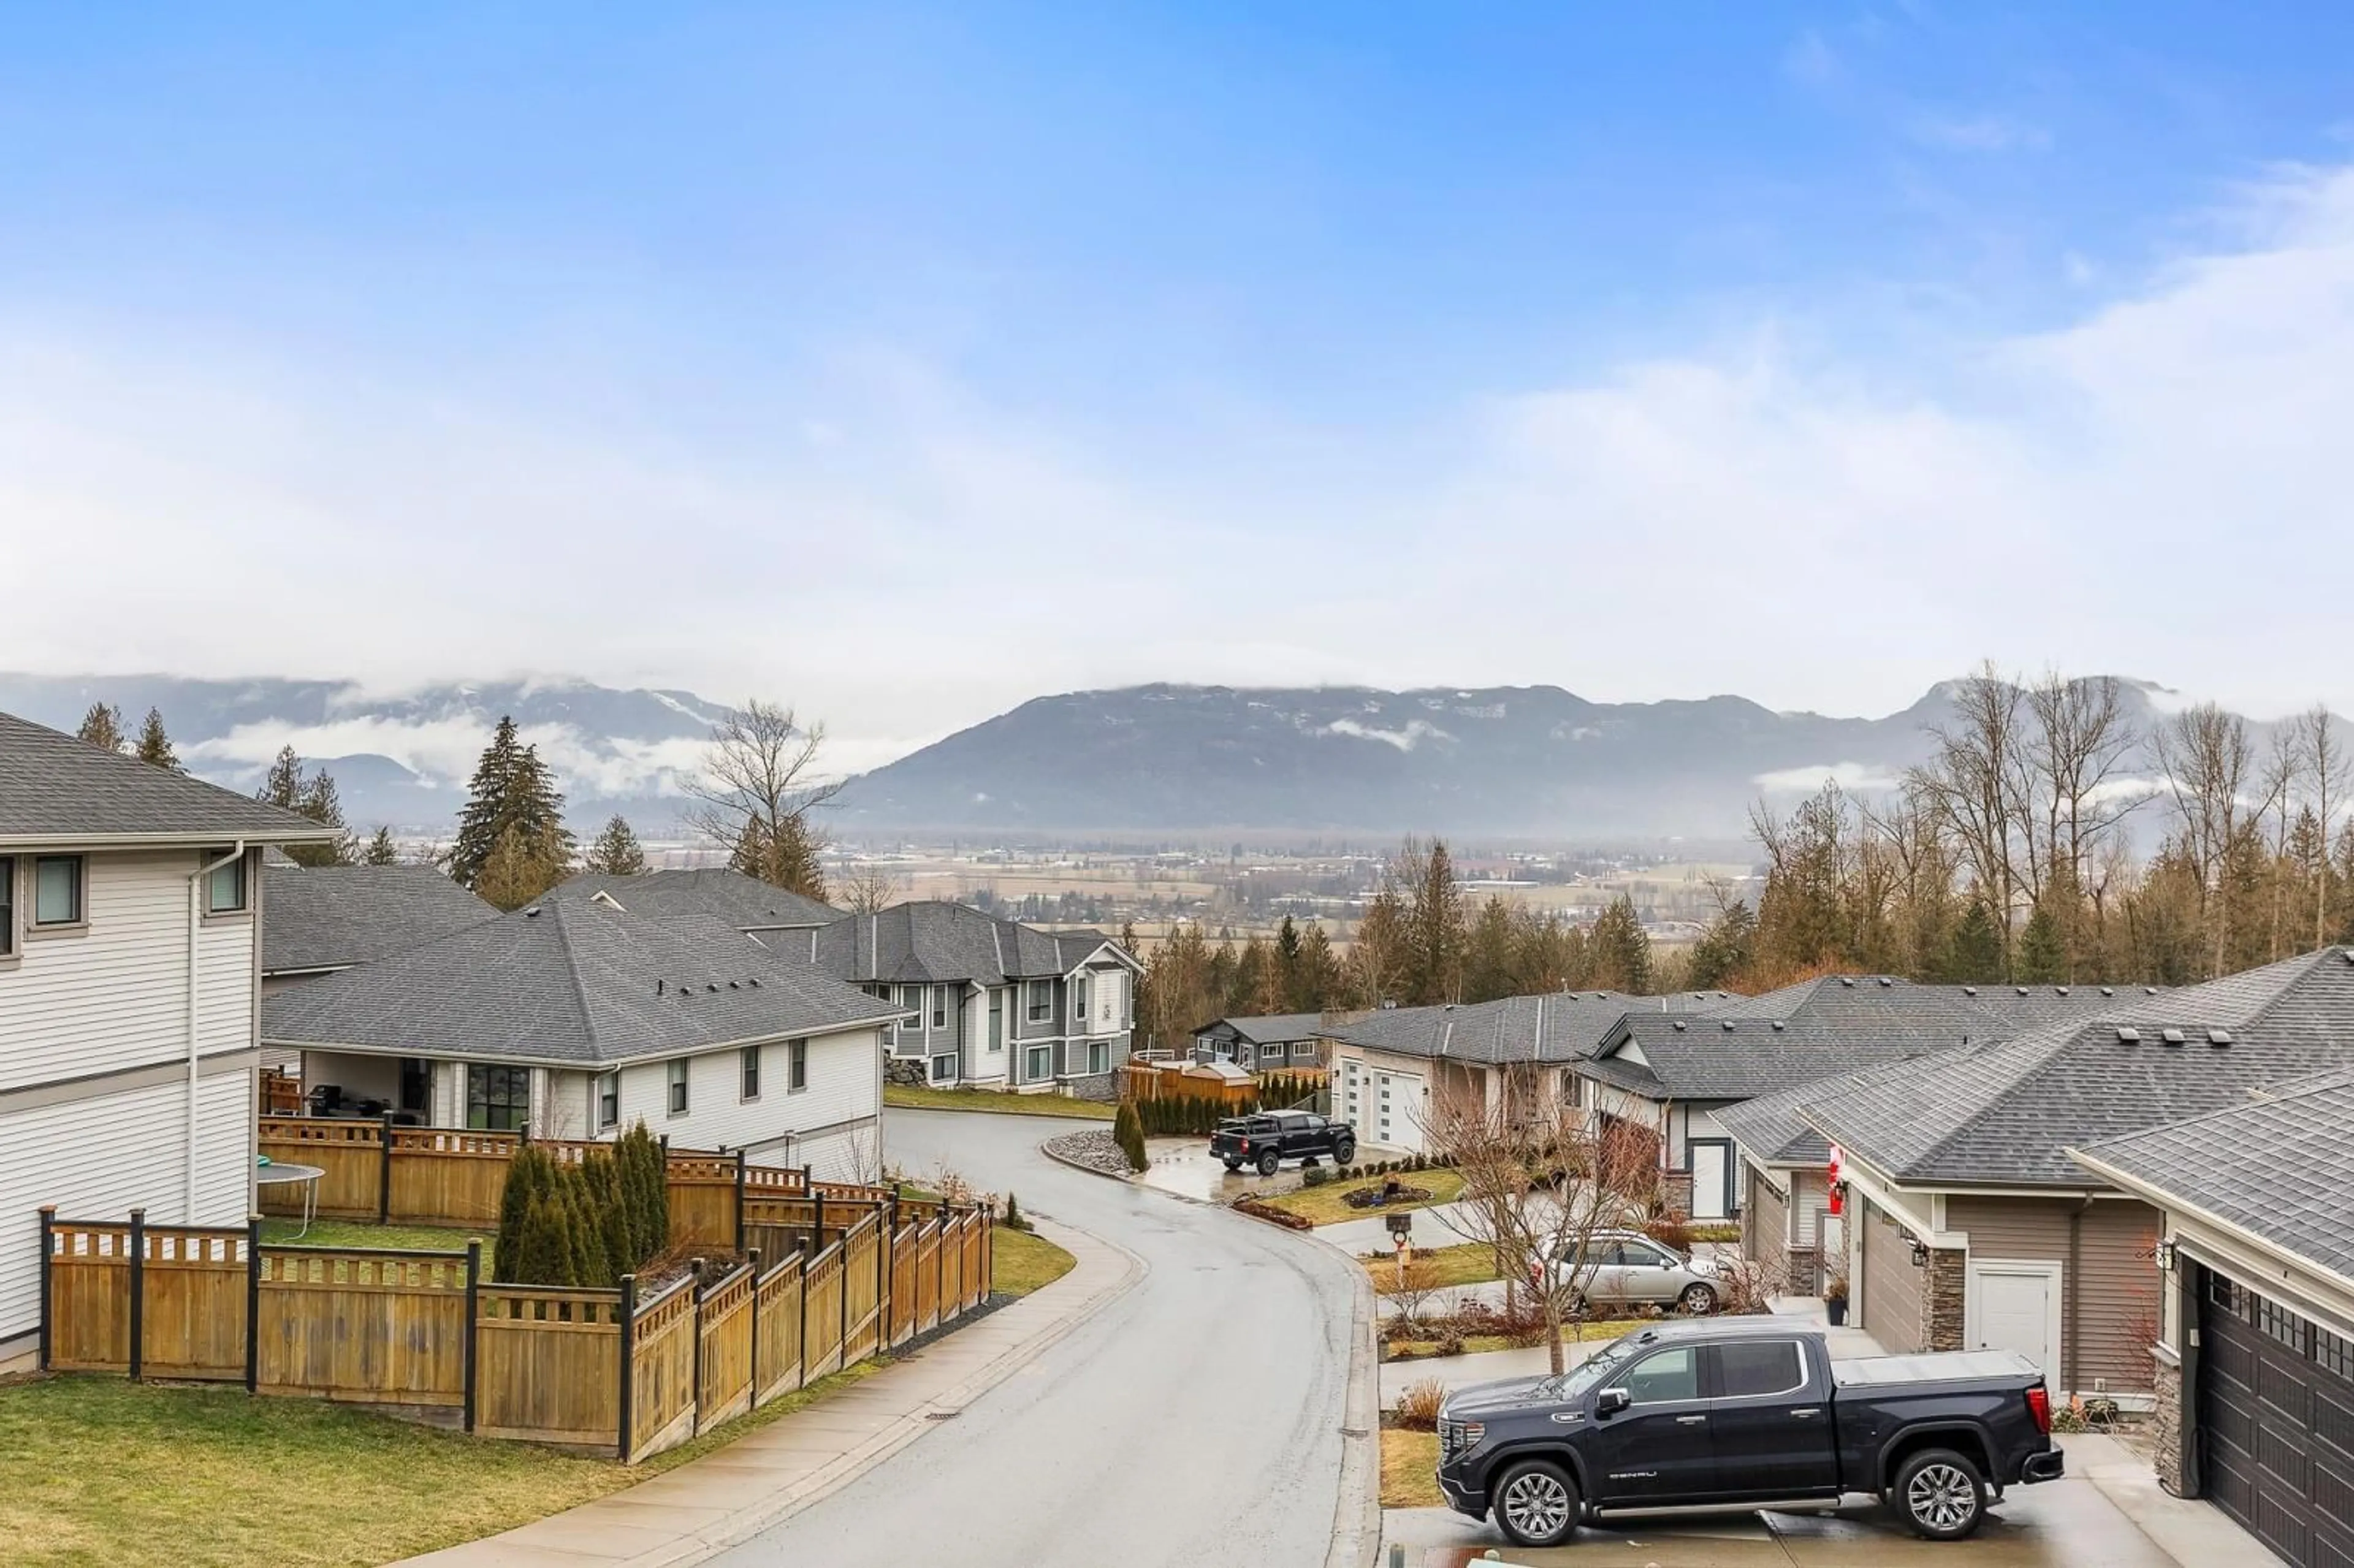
[1042,1130,1135,1179]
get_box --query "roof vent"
[2101,987,2114,997]
[1672,1021,1686,1032]
[2055,987,2069,996]
[2144,987,2159,995]
[1879,976,1894,988]
[656,978,665,996]
[706,983,719,994]
[1771,1021,1786,1032]
[2116,1027,2139,1044]
[728,980,740,989]
[2016,986,2030,996]
[2208,1029,2233,1048]
[748,977,760,988]
[522,905,542,918]
[2161,1028,2186,1047]
[1722,1019,1736,1031]
[1962,986,1978,996]
[1840,978,1856,988]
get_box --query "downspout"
[188,841,246,1222]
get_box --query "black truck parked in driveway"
[1437,1317,2062,1548]
[1209,1110,1354,1175]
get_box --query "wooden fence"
[39,1194,996,1463]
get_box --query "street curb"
[1325,1246,1383,1568]
[1037,1132,1141,1184]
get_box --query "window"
[1027,980,1053,1023]
[596,1071,619,1130]
[0,856,13,956]
[788,1038,808,1092]
[741,1044,761,1101]
[32,855,83,926]
[1087,1040,1110,1075]
[1071,975,1089,1027]
[1024,1044,1052,1081]
[1611,1346,1699,1404]
[932,988,947,1030]
[466,1065,531,1132]
[204,849,247,914]
[1715,1341,1806,1399]
[988,989,1004,1051]
[929,1052,956,1084]
[901,985,926,1033]
[667,1059,690,1116]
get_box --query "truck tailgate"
[1832,1349,2041,1387]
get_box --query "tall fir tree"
[132,708,181,772]
[449,716,574,902]
[362,826,400,866]
[1588,894,1653,994]
[77,702,126,753]
[585,815,649,875]
[257,745,357,866]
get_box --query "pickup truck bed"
[1436,1318,2062,1550]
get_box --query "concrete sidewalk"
[400,1216,1143,1568]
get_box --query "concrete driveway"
[707,1108,1368,1568]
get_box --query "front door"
[1706,1338,1838,1498]
[1689,1140,1733,1221]
[1970,1262,2060,1381]
[1588,1344,1718,1502]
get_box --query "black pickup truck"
[1436,1317,2062,1548]
[1209,1111,1354,1175]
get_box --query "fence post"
[733,1149,747,1255]
[885,1186,901,1347]
[746,1247,763,1406]
[126,1208,147,1380]
[690,1260,707,1434]
[617,1273,638,1463]
[797,1249,809,1390]
[839,1231,848,1359]
[462,1241,481,1434]
[812,1187,825,1257]
[36,1206,56,1372]
[378,1113,395,1224]
[245,1213,264,1393]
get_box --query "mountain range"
[0,672,2214,844]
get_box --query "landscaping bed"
[1043,1128,1133,1176]
[1251,1166,1464,1227]
[886,1084,1114,1121]
[1381,1318,1647,1363]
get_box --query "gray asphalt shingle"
[263,864,499,975]
[1,710,336,843]
[806,900,1127,986]
[549,869,840,929]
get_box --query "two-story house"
[0,711,338,1368]
[803,902,1141,1096]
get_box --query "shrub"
[1435,1333,1465,1359]
[1394,1378,1446,1431]
[1001,1191,1031,1233]
[1644,1208,1696,1253]
[1301,1165,1330,1187]
[617,1120,669,1264]
[1113,1102,1149,1172]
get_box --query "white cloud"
[1752,762,1903,794]
[1322,719,1451,752]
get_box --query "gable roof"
[1195,1013,1334,1045]
[805,900,1136,987]
[262,864,498,975]
[263,895,907,1065]
[1590,1013,1941,1101]
[1709,972,2165,1038]
[1329,991,1729,1067]
[1715,1052,1954,1166]
[0,710,338,847]
[1802,947,2354,1189]
[549,869,840,929]
[2071,1067,2354,1283]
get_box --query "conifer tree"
[449,716,574,902]
[133,708,181,772]
[1588,894,1653,994]
[77,702,126,752]
[1113,1101,1148,1171]
[362,826,400,866]
[257,745,357,866]
[494,1146,554,1283]
[585,815,649,875]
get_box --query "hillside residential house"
[0,711,338,1368]
[261,862,497,992]
[549,868,840,934]
[1786,948,2354,1407]
[263,896,908,1181]
[1191,1013,1339,1070]
[804,902,1141,1095]
[1322,992,1734,1156]
[2069,1061,2354,1566]
[1575,977,2154,1225]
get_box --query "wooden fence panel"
[943,1214,967,1326]
[804,1243,845,1380]
[841,1217,881,1364]
[257,1118,384,1220]
[257,1249,469,1406]
[386,1128,516,1227]
[476,1287,622,1449]
[140,1227,248,1381]
[915,1223,940,1334]
[696,1264,756,1431]
[665,1156,738,1250]
[44,1219,133,1372]
[741,1164,809,1197]
[752,1253,804,1404]
[628,1277,698,1462]
[888,1224,919,1348]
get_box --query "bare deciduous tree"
[2152,702,2268,978]
[1907,664,2032,970]
[2294,704,2352,949]
[681,699,840,902]
[836,859,905,915]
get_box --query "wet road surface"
[707,1108,1363,1568]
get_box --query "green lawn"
[1363,1241,1500,1293]
[992,1226,1076,1296]
[884,1084,1115,1121]
[262,1217,493,1262]
[1380,1428,1444,1509]
[1253,1168,1465,1227]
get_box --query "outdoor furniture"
[254,1161,326,1238]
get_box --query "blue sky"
[4,3,2352,765]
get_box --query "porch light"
[2155,1238,2178,1273]
[1908,1238,1930,1268]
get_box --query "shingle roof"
[1330,992,1688,1066]
[1802,947,2354,1188]
[1197,1013,1334,1045]
[1596,1013,1943,1100]
[549,869,839,929]
[263,895,907,1065]
[262,864,498,975]
[1715,1053,1954,1166]
[0,710,337,845]
[805,900,1132,986]
[1708,973,2162,1039]
[2071,1068,2354,1281]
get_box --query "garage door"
[2201,1271,2354,1567]
[1861,1200,1924,1355]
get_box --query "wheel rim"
[1501,1471,1573,1539]
[1682,1285,1715,1314]
[1907,1463,1976,1531]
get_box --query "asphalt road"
[706,1107,1363,1568]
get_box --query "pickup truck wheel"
[1256,1149,1281,1177]
[1493,1458,1580,1549]
[1333,1133,1357,1164]
[1221,1158,1243,1173]
[1678,1283,1718,1314]
[1895,1448,1987,1541]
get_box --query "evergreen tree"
[1942,900,2006,984]
[1686,900,1758,990]
[257,745,305,811]
[257,745,357,866]
[617,1121,669,1264]
[1588,895,1653,993]
[77,702,126,753]
[493,1146,554,1283]
[584,1151,634,1282]
[1401,839,1467,1005]
[1463,897,1518,1003]
[133,708,181,772]
[362,826,400,865]
[449,717,574,899]
[1113,1102,1149,1172]
[585,815,649,875]
[2014,902,2068,985]
[1294,922,1341,1012]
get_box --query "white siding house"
[0,712,340,1367]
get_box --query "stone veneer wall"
[1924,1247,1967,1352]
[2150,1349,2188,1494]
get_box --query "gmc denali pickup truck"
[1437,1317,2062,1548]
[1209,1111,1354,1175]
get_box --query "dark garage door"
[2201,1272,2354,1567]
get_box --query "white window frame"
[596,1070,620,1130]
[1024,1043,1052,1081]
[931,986,947,1030]
[1071,975,1090,1029]
[740,1043,761,1102]
[788,1037,808,1092]
[667,1058,690,1117]
[1027,979,1053,1024]
[204,849,248,915]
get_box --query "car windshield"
[1537,1336,1638,1401]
